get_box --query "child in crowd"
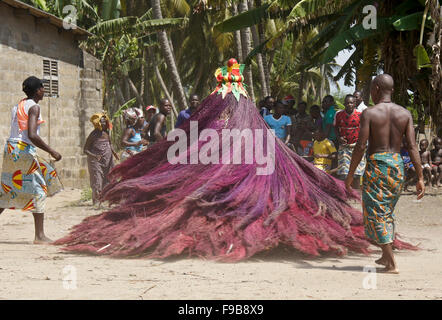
[264,100,292,144]
[401,139,415,192]
[312,128,337,174]
[419,139,432,186]
[431,137,442,187]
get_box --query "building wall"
[0,2,103,188]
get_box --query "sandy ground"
[0,187,441,300]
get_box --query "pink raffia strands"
[55,93,418,261]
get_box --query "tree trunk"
[267,50,275,77]
[151,54,179,118]
[126,76,145,107]
[319,64,325,100]
[232,4,243,62]
[115,85,126,106]
[249,0,268,99]
[122,78,130,101]
[362,79,371,105]
[238,0,255,102]
[298,71,305,103]
[150,0,188,111]
[256,0,270,96]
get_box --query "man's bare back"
[363,102,413,156]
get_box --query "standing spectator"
[291,101,314,156]
[321,95,338,145]
[121,108,148,160]
[312,128,337,174]
[143,105,157,141]
[354,91,368,113]
[334,94,365,189]
[175,94,200,128]
[431,137,442,187]
[259,96,274,117]
[148,98,172,144]
[283,95,295,109]
[310,104,323,130]
[264,100,292,144]
[419,139,432,186]
[401,140,415,192]
[84,113,119,206]
[145,105,157,124]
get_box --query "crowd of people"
[259,91,368,189]
[258,92,442,191]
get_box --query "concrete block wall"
[0,2,103,189]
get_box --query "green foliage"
[215,3,270,33]
[414,44,432,70]
[393,12,424,31]
[112,97,137,119]
[80,187,92,202]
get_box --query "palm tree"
[150,0,188,110]
[216,0,441,130]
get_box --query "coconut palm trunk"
[150,0,188,110]
[231,3,243,62]
[249,1,268,98]
[238,0,255,102]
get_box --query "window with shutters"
[42,59,59,97]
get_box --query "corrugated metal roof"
[1,0,91,37]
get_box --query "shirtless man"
[419,139,432,186]
[431,137,442,187]
[345,74,424,274]
[147,98,172,144]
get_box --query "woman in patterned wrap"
[0,76,62,244]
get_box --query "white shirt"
[356,101,368,113]
[9,99,42,144]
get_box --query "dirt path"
[0,188,441,300]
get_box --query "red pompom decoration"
[227,58,238,67]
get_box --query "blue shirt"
[126,127,143,152]
[264,114,292,140]
[175,109,192,128]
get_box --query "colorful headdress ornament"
[211,58,248,101]
[145,105,157,113]
[90,112,112,131]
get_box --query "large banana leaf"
[214,3,271,33]
[393,12,424,31]
[414,44,432,70]
[305,0,370,54]
[321,16,397,64]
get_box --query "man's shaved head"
[373,74,394,91]
[371,74,394,104]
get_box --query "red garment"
[335,110,361,144]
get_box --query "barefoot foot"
[33,235,53,245]
[375,258,388,266]
[379,266,399,274]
